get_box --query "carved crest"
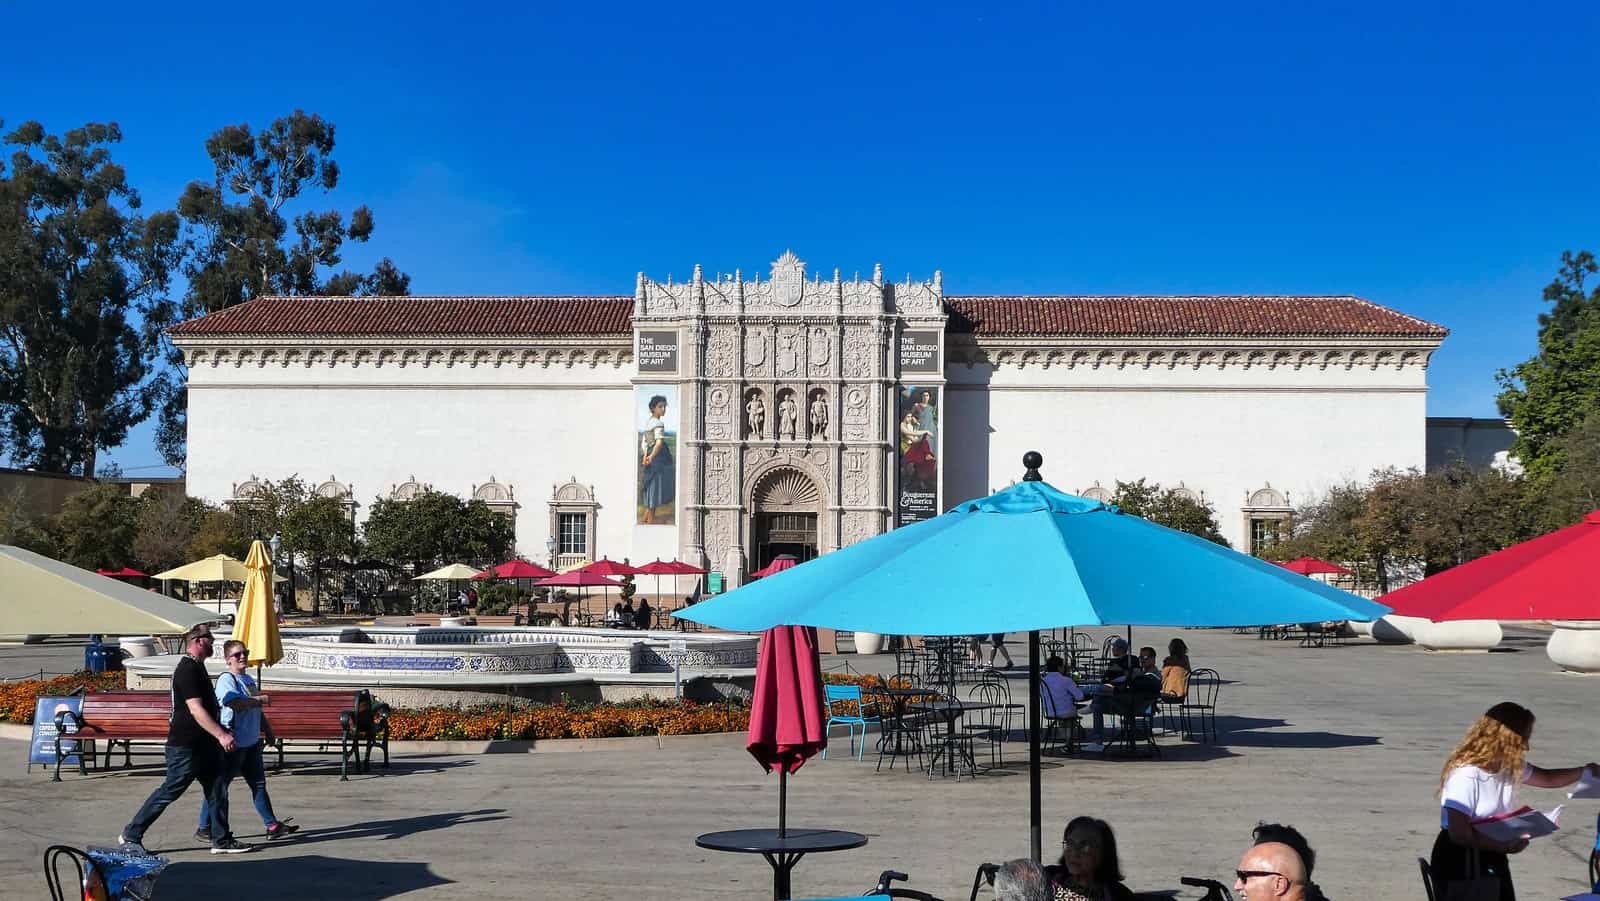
[772,250,805,308]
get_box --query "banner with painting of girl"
[636,385,679,525]
[897,385,939,524]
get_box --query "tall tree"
[0,121,181,477]
[49,482,142,570]
[280,494,357,616]
[156,111,410,465]
[1497,250,1600,481]
[131,489,206,574]
[1542,411,1600,528]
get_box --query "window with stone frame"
[559,513,588,555]
[1242,484,1292,557]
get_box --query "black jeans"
[1430,828,1515,901]
[122,742,231,846]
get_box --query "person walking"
[119,624,252,854]
[197,640,299,843]
[988,632,1015,669]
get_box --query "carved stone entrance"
[750,469,821,572]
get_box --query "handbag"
[1440,847,1502,901]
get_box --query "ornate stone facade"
[634,251,945,587]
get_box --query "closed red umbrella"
[1275,557,1353,576]
[751,554,798,580]
[747,625,828,836]
[1382,510,1600,621]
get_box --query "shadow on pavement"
[154,854,452,899]
[279,808,511,846]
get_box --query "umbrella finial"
[1022,451,1043,482]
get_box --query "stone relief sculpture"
[745,390,766,440]
[777,391,798,441]
[745,332,767,369]
[808,390,829,440]
[706,329,735,378]
[777,331,800,376]
[808,327,831,372]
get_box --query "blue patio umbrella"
[678,452,1389,861]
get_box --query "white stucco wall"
[185,360,651,561]
[945,359,1429,549]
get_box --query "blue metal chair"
[821,684,880,760]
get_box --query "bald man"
[1233,839,1309,901]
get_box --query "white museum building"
[170,251,1449,589]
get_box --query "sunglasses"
[228,651,249,659]
[1235,870,1288,883]
[192,634,214,643]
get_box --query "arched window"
[1241,483,1292,557]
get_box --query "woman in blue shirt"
[198,640,298,841]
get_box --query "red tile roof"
[168,294,1447,339]
[943,296,1447,338]
[168,296,635,337]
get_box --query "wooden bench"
[53,689,389,782]
[468,614,524,626]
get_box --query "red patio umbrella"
[95,567,149,579]
[750,554,798,580]
[1275,557,1353,576]
[1381,510,1600,621]
[473,560,557,580]
[747,625,828,837]
[535,570,625,621]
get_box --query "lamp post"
[546,535,557,570]
[269,533,283,615]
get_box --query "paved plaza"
[2,627,1596,900]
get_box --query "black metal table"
[912,700,997,776]
[695,827,868,899]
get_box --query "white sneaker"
[117,834,147,854]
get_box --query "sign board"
[898,330,941,373]
[707,572,724,595]
[637,330,680,374]
[669,640,687,655]
[28,696,83,769]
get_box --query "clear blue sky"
[5,1,1597,476]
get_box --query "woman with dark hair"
[639,394,675,523]
[1044,816,1135,901]
[1160,637,1191,702]
[1431,701,1597,901]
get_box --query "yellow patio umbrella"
[233,540,283,668]
[152,554,289,584]
[412,563,483,581]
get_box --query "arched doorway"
[750,468,821,573]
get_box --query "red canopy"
[473,560,556,580]
[579,558,641,577]
[533,570,624,588]
[95,567,148,578]
[751,555,798,580]
[747,625,828,774]
[1381,510,1600,621]
[665,560,708,575]
[634,560,682,576]
[1275,557,1353,576]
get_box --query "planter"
[1547,621,1600,674]
[439,616,468,628]
[1371,614,1428,644]
[118,637,161,659]
[1414,620,1502,652]
[1347,620,1375,638]
[852,631,884,655]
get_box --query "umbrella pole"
[1029,629,1042,863]
[778,769,787,838]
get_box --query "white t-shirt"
[1439,763,1534,828]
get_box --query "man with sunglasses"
[1232,822,1316,901]
[119,624,253,854]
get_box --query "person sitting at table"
[1160,638,1191,702]
[1042,655,1085,715]
[605,603,625,627]
[1089,639,1137,741]
[993,858,1050,901]
[1043,815,1136,901]
[619,598,636,627]
[634,596,653,630]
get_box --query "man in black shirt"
[119,624,253,854]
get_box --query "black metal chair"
[1181,668,1221,743]
[921,693,979,781]
[1105,683,1161,757]
[1417,857,1437,901]
[963,680,1012,766]
[873,677,928,774]
[44,846,100,901]
[1040,684,1083,756]
[1589,810,1600,891]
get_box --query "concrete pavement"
[3,627,1597,899]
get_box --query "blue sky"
[5,1,1597,476]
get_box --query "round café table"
[695,827,868,899]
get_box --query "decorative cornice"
[947,335,1441,371]
[179,340,632,371]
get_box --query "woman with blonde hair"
[1431,701,1596,900]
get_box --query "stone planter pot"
[852,631,884,655]
[439,616,468,628]
[1547,621,1600,674]
[1347,620,1375,638]
[1371,614,1428,644]
[1414,619,1502,652]
[118,636,161,659]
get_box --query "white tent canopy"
[0,545,219,635]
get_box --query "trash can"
[84,639,105,673]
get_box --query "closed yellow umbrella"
[233,540,283,668]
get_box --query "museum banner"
[636,330,679,374]
[896,384,939,525]
[636,384,679,525]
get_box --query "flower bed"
[0,672,127,724]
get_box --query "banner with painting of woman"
[897,385,939,524]
[636,385,678,525]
